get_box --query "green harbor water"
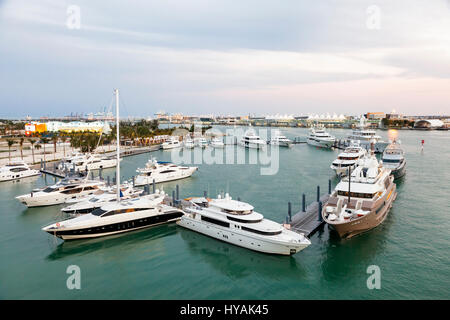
[0,127,449,299]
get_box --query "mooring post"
[152,179,156,193]
[238,197,241,201]
[329,179,332,194]
[285,216,289,224]
[132,176,135,187]
[147,183,150,195]
[317,185,320,202]
[172,190,175,206]
[302,193,306,212]
[176,185,179,201]
[204,190,207,198]
[318,201,323,221]
[288,202,292,222]
[107,175,110,186]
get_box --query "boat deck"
[288,194,330,237]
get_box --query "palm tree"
[51,134,58,160]
[6,139,15,162]
[60,135,68,157]
[28,138,37,164]
[19,137,24,160]
[40,137,50,162]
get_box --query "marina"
[1,126,449,299]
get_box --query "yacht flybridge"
[240,128,267,149]
[306,125,336,148]
[346,116,389,153]
[270,130,293,147]
[134,158,198,186]
[0,161,40,182]
[381,140,406,179]
[42,89,184,240]
[177,194,311,255]
[16,178,105,207]
[330,141,367,176]
[322,154,397,239]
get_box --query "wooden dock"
[288,194,329,237]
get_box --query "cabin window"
[227,216,262,223]
[201,216,229,228]
[383,159,400,163]
[92,208,107,216]
[241,226,281,236]
[337,191,374,199]
[159,170,176,174]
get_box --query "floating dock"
[288,194,329,237]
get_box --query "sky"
[0,0,449,118]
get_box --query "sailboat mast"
[115,89,120,202]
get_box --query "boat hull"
[177,216,309,255]
[44,211,183,240]
[134,167,198,187]
[0,170,40,182]
[323,183,397,239]
[307,138,335,148]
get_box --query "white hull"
[270,141,292,147]
[177,216,309,255]
[307,138,334,148]
[162,144,181,150]
[239,141,266,149]
[135,167,197,186]
[0,169,40,182]
[17,188,100,207]
[62,159,118,171]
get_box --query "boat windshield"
[92,208,107,216]
[383,159,400,163]
[43,187,56,193]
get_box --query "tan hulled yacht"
[322,154,397,239]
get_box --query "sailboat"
[42,89,183,240]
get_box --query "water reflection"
[179,228,307,280]
[46,224,178,261]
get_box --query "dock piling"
[288,202,292,222]
[318,201,323,221]
[302,193,306,212]
[317,186,320,202]
[152,179,156,193]
[172,190,175,206]
[329,179,332,194]
[204,191,207,198]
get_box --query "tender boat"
[322,154,397,239]
[240,128,267,149]
[210,137,224,148]
[330,140,367,176]
[381,140,406,179]
[16,178,105,207]
[58,153,119,172]
[270,130,293,147]
[162,137,182,150]
[0,161,40,182]
[306,125,336,148]
[177,194,311,255]
[134,158,198,187]
[346,116,389,153]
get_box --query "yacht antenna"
[115,89,120,202]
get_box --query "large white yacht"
[330,141,367,176]
[0,161,40,182]
[61,188,162,215]
[183,137,195,149]
[16,178,105,207]
[177,194,311,255]
[58,153,119,172]
[162,137,182,150]
[240,128,267,149]
[134,158,198,187]
[42,197,183,240]
[210,137,224,148]
[270,130,293,147]
[346,117,389,153]
[322,154,397,239]
[381,140,406,179]
[194,137,208,148]
[306,125,336,148]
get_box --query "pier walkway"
[288,194,329,237]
